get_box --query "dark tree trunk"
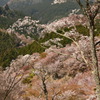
[89,19,100,100]
[42,77,48,100]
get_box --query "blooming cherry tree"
[52,0,100,99]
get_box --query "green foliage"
[63,27,72,32]
[59,36,72,47]
[22,71,35,84]
[76,20,100,36]
[0,17,17,29]
[57,29,63,34]
[29,71,35,78]
[18,41,45,55]
[39,32,60,43]
[0,30,20,68]
[0,13,24,29]
[76,25,89,36]
[0,19,99,68]
[0,5,15,17]
[39,31,72,47]
[0,48,19,68]
[0,39,45,68]
[0,5,24,29]
[22,77,32,84]
[0,30,20,53]
[9,0,79,23]
[0,28,72,68]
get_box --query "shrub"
[76,25,89,36]
[22,72,35,84]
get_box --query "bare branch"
[55,32,88,65]
[95,41,100,46]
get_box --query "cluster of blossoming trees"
[0,33,99,100]
[53,0,100,100]
[0,0,100,100]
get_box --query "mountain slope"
[0,5,24,29]
[0,13,99,68]
[0,0,9,6]
[0,0,79,23]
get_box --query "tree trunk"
[89,19,100,100]
[42,77,48,100]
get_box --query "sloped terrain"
[0,34,99,100]
[0,4,99,99]
[0,0,79,23]
[0,5,24,29]
[0,14,99,69]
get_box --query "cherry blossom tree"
[52,0,100,99]
[0,54,32,100]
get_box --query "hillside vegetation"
[0,5,24,29]
[9,0,79,23]
[0,18,100,68]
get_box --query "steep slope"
[5,0,79,23]
[0,34,99,100]
[0,14,99,68]
[7,16,44,39]
[0,29,21,68]
[0,5,24,29]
